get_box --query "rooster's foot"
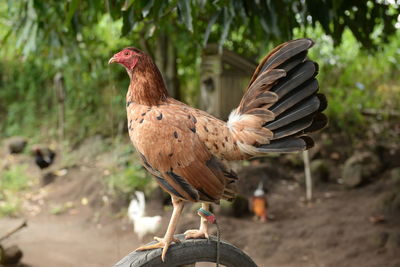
[153,236,180,244]
[184,229,209,239]
[135,236,180,261]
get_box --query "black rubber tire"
[114,234,257,267]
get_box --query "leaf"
[16,18,33,48]
[203,11,220,47]
[7,0,13,12]
[1,28,13,45]
[177,0,193,32]
[65,0,79,26]
[23,22,38,55]
[305,0,331,35]
[266,0,280,38]
[142,0,154,18]
[121,6,135,36]
[260,16,271,35]
[218,7,232,53]
[154,0,168,18]
[233,0,247,21]
[121,0,134,11]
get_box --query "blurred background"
[0,1,399,267]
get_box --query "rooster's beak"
[108,56,117,64]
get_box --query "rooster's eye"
[124,51,129,56]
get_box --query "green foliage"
[0,59,55,137]
[0,13,130,142]
[0,164,30,191]
[298,27,400,132]
[0,199,21,217]
[0,1,399,143]
[0,164,31,217]
[49,202,75,215]
[104,163,152,195]
[5,1,398,54]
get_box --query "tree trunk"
[54,72,65,144]
[155,34,181,100]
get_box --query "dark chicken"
[34,148,56,169]
[109,39,327,260]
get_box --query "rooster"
[109,39,327,260]
[127,191,162,241]
[33,147,56,169]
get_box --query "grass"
[49,201,75,215]
[99,139,156,197]
[0,164,31,217]
[105,163,153,196]
[0,164,30,191]
[0,197,21,217]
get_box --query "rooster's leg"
[135,196,184,261]
[184,203,210,239]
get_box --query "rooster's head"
[108,47,143,71]
[109,46,168,105]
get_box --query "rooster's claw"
[135,236,180,261]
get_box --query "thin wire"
[197,208,221,266]
[215,220,220,267]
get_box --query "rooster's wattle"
[109,39,327,260]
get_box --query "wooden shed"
[200,44,257,120]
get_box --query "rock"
[282,153,303,168]
[231,195,250,217]
[376,145,400,169]
[217,196,250,217]
[386,233,400,252]
[294,159,330,186]
[42,172,57,186]
[308,142,322,160]
[310,159,330,185]
[392,193,400,213]
[375,191,400,215]
[7,137,27,154]
[0,245,4,264]
[2,245,23,265]
[342,151,382,188]
[389,168,400,185]
[369,232,389,248]
[342,162,363,188]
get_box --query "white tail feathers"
[227,108,274,156]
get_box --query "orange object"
[251,196,268,222]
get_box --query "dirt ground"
[1,144,399,267]
[0,214,135,267]
[2,174,399,267]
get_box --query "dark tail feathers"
[243,39,328,154]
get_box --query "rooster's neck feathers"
[128,56,168,106]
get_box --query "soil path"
[1,214,137,267]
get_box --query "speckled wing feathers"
[127,102,237,202]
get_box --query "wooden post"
[303,150,312,201]
[155,34,180,100]
[54,72,65,144]
[0,220,27,242]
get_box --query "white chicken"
[127,191,162,241]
